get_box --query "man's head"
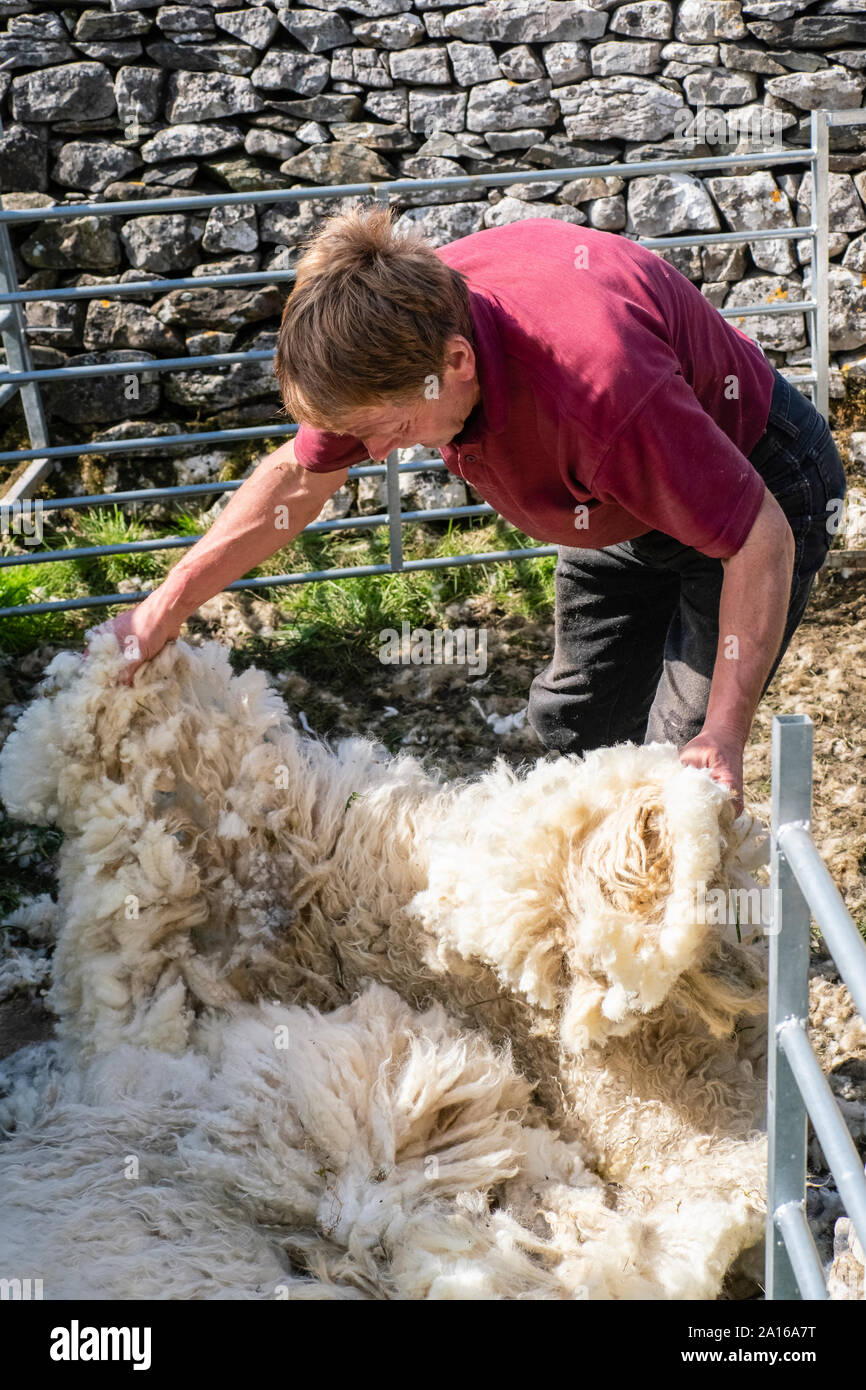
[275,203,481,461]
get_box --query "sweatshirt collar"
[453,289,509,445]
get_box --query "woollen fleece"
[0,632,771,1300]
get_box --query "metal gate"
[767,715,866,1299]
[0,107,860,617]
[3,99,866,1300]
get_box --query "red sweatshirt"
[293,219,776,559]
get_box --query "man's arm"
[97,438,348,679]
[679,486,796,813]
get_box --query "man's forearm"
[145,444,347,632]
[704,488,795,742]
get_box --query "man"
[103,204,845,812]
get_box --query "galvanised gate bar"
[768,716,866,1301]
[0,106,860,616]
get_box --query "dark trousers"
[527,369,847,754]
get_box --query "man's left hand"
[679,727,745,816]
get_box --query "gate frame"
[0,108,859,616]
[767,714,866,1300]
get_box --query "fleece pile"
[0,633,772,1300]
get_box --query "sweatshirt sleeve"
[584,369,767,560]
[293,423,370,472]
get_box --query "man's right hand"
[82,441,348,685]
[86,599,180,685]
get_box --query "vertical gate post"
[811,110,831,422]
[385,449,404,573]
[767,714,814,1299]
[369,182,404,576]
[0,108,51,502]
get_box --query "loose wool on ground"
[0,633,773,1300]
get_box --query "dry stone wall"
[1,0,865,501]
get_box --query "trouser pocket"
[749,377,846,583]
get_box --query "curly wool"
[0,633,770,1300]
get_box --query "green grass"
[0,558,85,655]
[247,519,556,677]
[1,505,557,664]
[171,509,212,538]
[0,503,183,654]
[74,505,168,589]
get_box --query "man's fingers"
[679,731,745,814]
[712,770,744,815]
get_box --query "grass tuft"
[1,506,556,664]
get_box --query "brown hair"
[274,201,474,432]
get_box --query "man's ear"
[443,334,477,384]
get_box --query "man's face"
[334,334,480,461]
